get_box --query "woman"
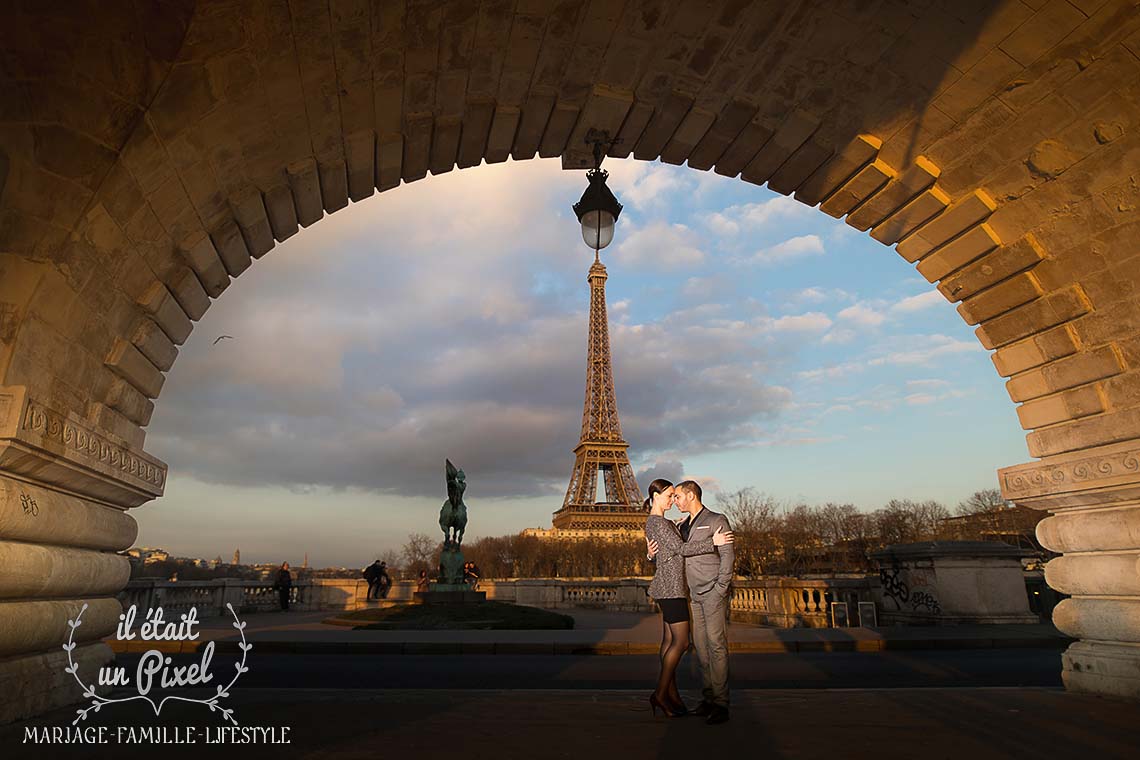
[643,478,733,717]
[466,561,481,591]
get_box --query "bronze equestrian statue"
[439,459,468,546]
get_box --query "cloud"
[701,195,815,237]
[906,378,950,390]
[837,303,886,327]
[906,386,970,406]
[856,399,895,412]
[797,361,865,382]
[798,334,979,385]
[610,299,631,322]
[752,234,825,265]
[809,378,969,426]
[704,211,739,237]
[620,164,689,208]
[867,334,979,366]
[141,157,990,520]
[891,290,946,313]
[146,162,795,502]
[821,328,857,345]
[794,286,828,303]
[636,459,685,486]
[678,474,723,495]
[762,312,833,334]
[747,432,847,447]
[787,286,853,305]
[737,196,815,227]
[681,275,729,300]
[613,221,707,269]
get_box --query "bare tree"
[872,499,948,545]
[944,489,1046,553]
[956,488,1009,516]
[447,487,1038,582]
[717,487,781,576]
[377,548,402,578]
[817,503,866,571]
[401,533,439,577]
[778,502,825,576]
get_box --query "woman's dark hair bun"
[644,478,674,511]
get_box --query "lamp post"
[572,129,623,258]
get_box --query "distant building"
[251,562,283,580]
[521,526,642,542]
[125,547,170,564]
[939,505,1049,558]
[232,548,241,566]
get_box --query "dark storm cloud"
[636,459,685,486]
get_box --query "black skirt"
[656,597,690,624]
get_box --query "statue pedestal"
[415,584,486,604]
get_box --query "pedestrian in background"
[273,561,293,611]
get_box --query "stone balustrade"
[117,576,882,627]
[729,577,879,628]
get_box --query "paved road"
[113,648,1064,690]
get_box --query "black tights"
[656,619,690,706]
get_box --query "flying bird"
[213,335,234,345]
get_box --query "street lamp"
[572,130,623,255]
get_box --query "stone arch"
[2,0,1140,719]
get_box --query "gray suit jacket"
[682,506,734,598]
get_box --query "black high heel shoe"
[648,693,681,718]
[667,697,689,716]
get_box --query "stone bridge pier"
[1002,444,1140,697]
[3,0,1140,722]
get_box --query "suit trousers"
[689,590,730,707]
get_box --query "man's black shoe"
[706,705,730,725]
[692,701,715,717]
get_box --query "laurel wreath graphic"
[64,602,252,726]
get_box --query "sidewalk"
[4,688,1137,759]
[106,608,1072,656]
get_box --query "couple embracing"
[643,478,735,725]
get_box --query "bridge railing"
[117,575,882,627]
[727,577,879,628]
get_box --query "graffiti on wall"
[878,560,941,615]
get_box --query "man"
[377,561,392,599]
[272,561,293,611]
[363,560,383,600]
[647,480,734,724]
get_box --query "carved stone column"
[0,385,166,723]
[1000,440,1140,699]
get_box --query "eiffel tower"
[551,252,645,533]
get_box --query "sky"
[133,157,1030,568]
